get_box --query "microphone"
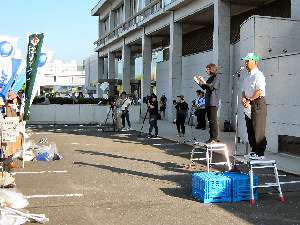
[234,66,244,74]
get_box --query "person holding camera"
[148,95,159,138]
[175,95,189,137]
[194,63,220,144]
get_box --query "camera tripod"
[138,108,149,137]
[187,107,197,142]
[104,106,116,127]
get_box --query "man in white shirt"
[241,53,267,157]
[121,91,132,131]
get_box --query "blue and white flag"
[29,47,54,106]
[11,66,26,94]
[0,58,22,100]
[0,35,20,85]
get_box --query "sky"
[0,0,99,65]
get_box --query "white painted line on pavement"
[13,171,67,175]
[26,194,83,199]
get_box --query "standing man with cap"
[241,53,267,158]
[194,63,220,143]
[175,95,189,137]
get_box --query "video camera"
[143,94,157,104]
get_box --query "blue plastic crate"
[191,173,231,203]
[223,172,258,202]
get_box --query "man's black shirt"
[149,101,158,115]
[175,101,189,116]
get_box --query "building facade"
[90,0,300,154]
[39,60,85,95]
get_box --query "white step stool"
[189,142,231,172]
[249,159,284,203]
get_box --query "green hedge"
[33,97,110,105]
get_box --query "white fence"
[28,104,141,124]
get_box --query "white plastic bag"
[0,188,29,209]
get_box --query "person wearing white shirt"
[241,53,267,157]
[121,91,132,131]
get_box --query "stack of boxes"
[192,172,258,203]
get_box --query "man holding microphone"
[241,53,267,158]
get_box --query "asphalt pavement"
[13,124,300,225]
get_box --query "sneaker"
[147,134,153,138]
[177,132,181,137]
[121,128,127,131]
[244,152,265,160]
[128,127,134,131]
[153,135,158,138]
[181,133,185,137]
[205,139,216,144]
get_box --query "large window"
[103,18,109,33]
[130,0,145,16]
[114,5,124,27]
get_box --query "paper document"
[244,105,251,119]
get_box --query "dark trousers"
[149,114,158,135]
[245,97,267,156]
[121,110,131,128]
[196,109,206,129]
[206,106,218,141]
[176,115,186,134]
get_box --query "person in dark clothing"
[175,95,189,137]
[194,63,220,143]
[148,95,159,138]
[159,93,167,120]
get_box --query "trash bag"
[34,142,61,161]
[34,152,52,161]
[0,214,28,225]
[0,188,29,209]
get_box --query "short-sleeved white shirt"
[121,98,131,111]
[242,68,266,99]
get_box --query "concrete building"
[39,59,85,95]
[90,0,300,154]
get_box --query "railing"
[94,0,163,47]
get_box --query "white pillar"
[108,51,116,97]
[122,39,131,93]
[98,17,104,38]
[109,10,115,31]
[168,11,182,120]
[98,55,104,98]
[292,0,300,19]
[124,0,131,21]
[213,0,231,125]
[141,28,152,115]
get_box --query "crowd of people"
[110,52,268,158]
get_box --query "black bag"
[224,120,231,132]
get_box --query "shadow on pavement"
[27,124,300,224]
